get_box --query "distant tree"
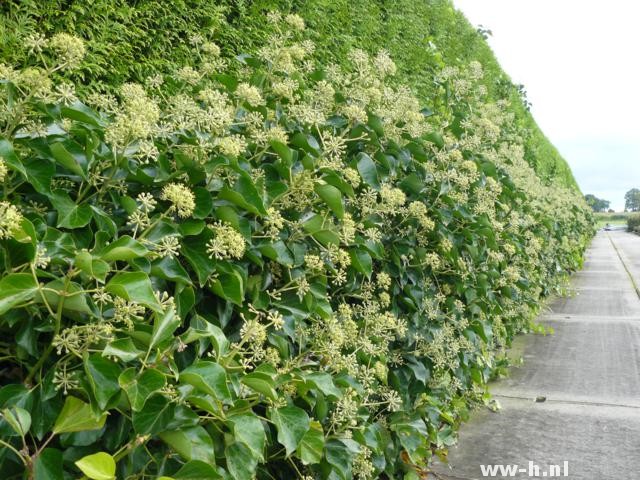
[584,194,610,212]
[624,189,640,212]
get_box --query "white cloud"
[454,0,640,210]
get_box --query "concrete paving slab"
[433,397,640,480]
[548,288,640,316]
[432,231,640,479]
[492,319,640,407]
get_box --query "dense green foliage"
[584,194,610,212]
[0,0,577,189]
[0,5,593,480]
[624,188,640,212]
[627,214,640,232]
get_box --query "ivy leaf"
[219,173,266,216]
[268,405,310,456]
[84,354,121,410]
[315,183,344,219]
[172,460,222,479]
[259,240,294,267]
[349,248,373,277]
[0,273,38,315]
[119,367,166,411]
[151,256,192,284]
[37,280,92,315]
[75,250,110,282]
[149,307,181,350]
[210,269,244,306]
[302,372,342,399]
[159,426,215,463]
[103,338,143,363]
[324,438,355,480]
[241,371,278,401]
[53,397,107,434]
[61,101,104,127]
[33,448,64,480]
[1,406,31,437]
[51,190,93,229]
[106,271,163,312]
[22,156,54,195]
[49,142,87,179]
[180,361,231,403]
[225,442,258,480]
[98,235,149,262]
[297,421,325,465]
[356,152,380,189]
[75,452,116,480]
[0,138,27,177]
[228,414,266,460]
[192,187,214,219]
[132,394,175,435]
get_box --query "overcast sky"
[454,0,640,211]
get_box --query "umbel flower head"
[206,222,246,260]
[161,183,196,218]
[0,201,23,239]
[48,33,86,68]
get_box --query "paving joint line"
[492,393,640,409]
[607,233,640,300]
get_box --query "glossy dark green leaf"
[219,174,266,216]
[37,280,92,314]
[225,442,258,480]
[160,426,215,463]
[240,371,278,401]
[302,372,342,398]
[297,421,324,465]
[50,142,86,179]
[349,248,373,277]
[118,367,166,411]
[22,158,53,196]
[105,272,163,311]
[51,191,92,229]
[0,138,26,177]
[356,152,380,189]
[102,338,143,362]
[211,269,244,306]
[149,307,181,350]
[315,183,344,219]
[61,102,104,127]
[84,354,121,410]
[151,256,192,284]
[180,361,231,403]
[259,241,294,267]
[33,448,63,480]
[268,405,310,456]
[172,460,222,479]
[132,394,174,435]
[228,414,265,460]
[193,187,214,219]
[0,273,38,315]
[98,235,149,262]
[75,250,110,282]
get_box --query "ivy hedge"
[0,6,592,480]
[0,0,576,188]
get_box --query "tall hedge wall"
[0,3,592,480]
[0,0,577,189]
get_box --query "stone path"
[431,230,640,479]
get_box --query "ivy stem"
[0,439,27,466]
[24,274,69,386]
